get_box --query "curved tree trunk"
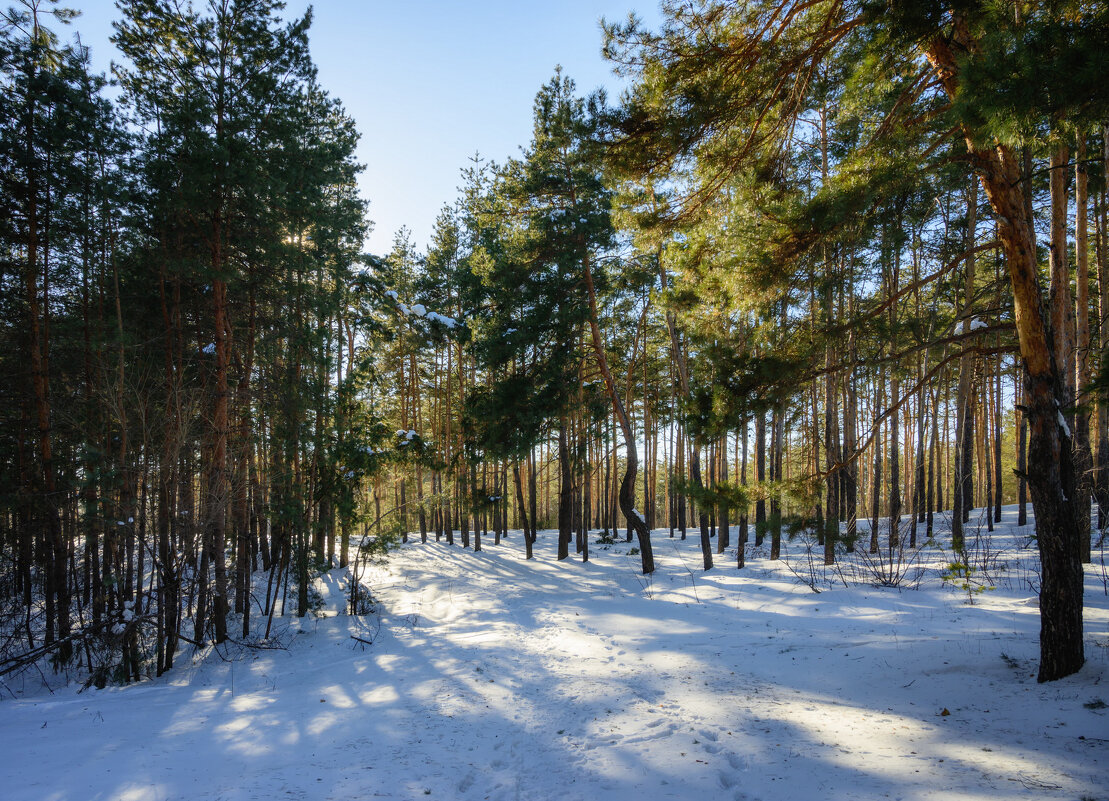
[583,253,654,574]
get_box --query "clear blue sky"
[65,1,662,256]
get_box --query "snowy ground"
[2,506,1108,801]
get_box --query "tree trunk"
[953,181,978,551]
[1096,125,1109,528]
[207,270,230,642]
[514,462,532,559]
[755,412,766,546]
[658,253,709,567]
[926,26,1083,681]
[557,422,573,560]
[870,370,884,555]
[1074,135,1093,562]
[739,420,748,568]
[584,252,654,573]
[770,402,783,560]
[887,239,901,552]
[844,321,859,550]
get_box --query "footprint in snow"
[457,771,475,793]
[627,721,677,743]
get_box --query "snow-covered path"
[2,510,1107,800]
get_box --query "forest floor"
[1,505,1108,801]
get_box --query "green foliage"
[3,0,1103,685]
[462,70,616,462]
[941,561,995,601]
[362,516,403,562]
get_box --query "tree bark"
[755,412,766,546]
[657,253,711,567]
[953,181,978,551]
[926,25,1083,681]
[557,422,573,560]
[1096,125,1109,528]
[1074,136,1093,562]
[583,252,654,573]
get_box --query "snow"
[426,311,458,329]
[957,318,987,334]
[383,297,453,329]
[1,505,1106,801]
[202,343,216,354]
[1058,411,1072,438]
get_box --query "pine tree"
[603,0,1109,681]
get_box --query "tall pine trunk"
[928,23,1083,681]
[1074,136,1093,562]
[584,252,654,573]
